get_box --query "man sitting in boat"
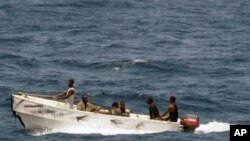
[119,101,130,117]
[146,96,160,119]
[53,79,75,109]
[77,95,101,112]
[110,102,122,115]
[160,96,178,122]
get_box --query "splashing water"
[113,59,147,71]
[28,120,230,136]
[195,121,230,134]
[28,127,154,136]
[131,59,147,64]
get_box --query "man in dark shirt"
[160,96,178,122]
[146,96,160,119]
[120,101,130,117]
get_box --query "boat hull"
[11,92,181,134]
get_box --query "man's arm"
[160,105,174,118]
[56,89,74,100]
[88,102,99,112]
[66,89,74,98]
[164,105,174,121]
[53,91,66,99]
[160,110,168,118]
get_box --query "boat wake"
[195,121,230,134]
[28,127,153,136]
[28,121,230,136]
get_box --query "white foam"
[113,67,121,71]
[195,121,230,134]
[131,59,147,64]
[29,120,230,136]
[29,126,153,136]
[118,59,147,70]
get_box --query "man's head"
[169,96,176,104]
[82,95,88,104]
[112,102,119,108]
[146,96,153,104]
[68,79,74,87]
[120,101,126,110]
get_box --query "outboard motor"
[180,114,199,133]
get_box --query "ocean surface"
[1,0,250,140]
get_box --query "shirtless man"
[146,96,160,119]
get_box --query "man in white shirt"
[53,79,75,109]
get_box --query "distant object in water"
[131,59,147,64]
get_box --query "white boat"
[11,92,199,134]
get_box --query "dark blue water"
[1,0,250,140]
